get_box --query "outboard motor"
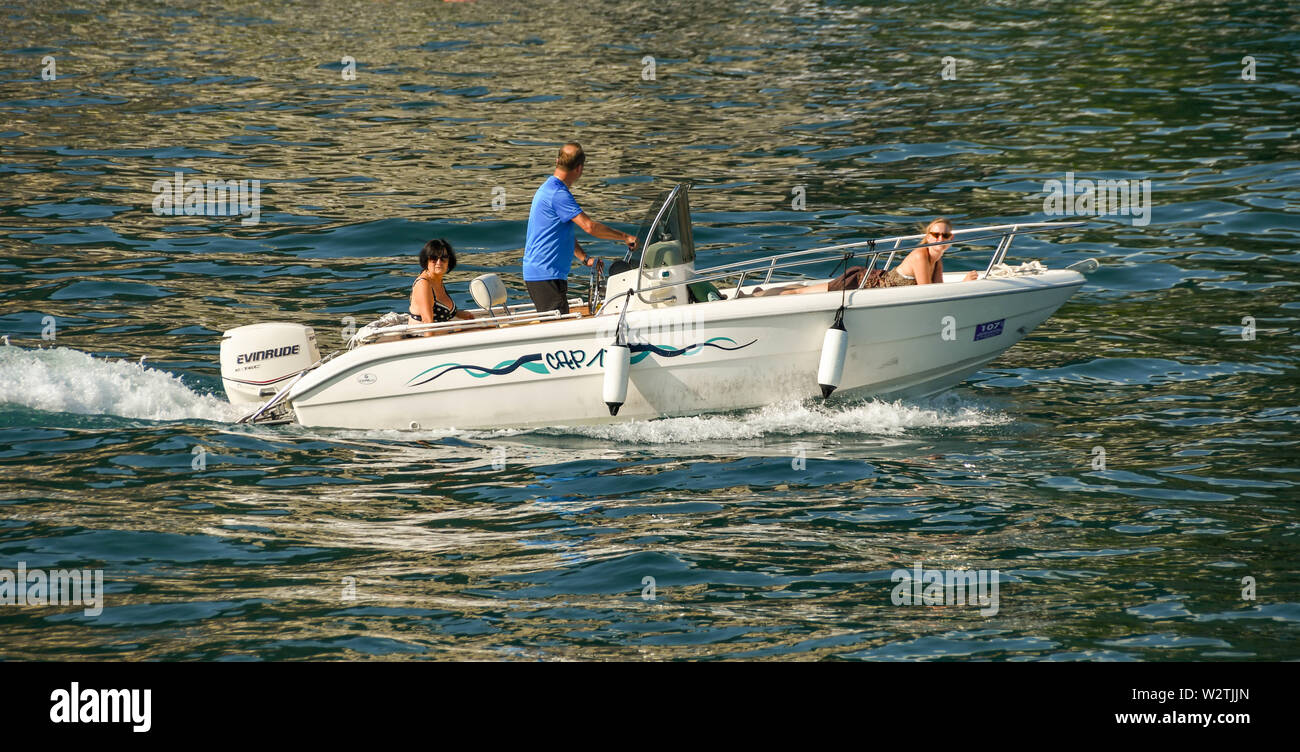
[220,322,320,406]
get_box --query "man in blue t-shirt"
[523,142,637,314]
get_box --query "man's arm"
[572,239,606,269]
[573,212,637,251]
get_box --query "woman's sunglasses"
[929,231,953,239]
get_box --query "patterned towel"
[986,260,1047,278]
[348,312,414,348]
[368,311,412,329]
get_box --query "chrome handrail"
[693,221,1082,278]
[349,305,585,346]
[630,221,1084,302]
[985,231,1013,275]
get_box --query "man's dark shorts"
[525,279,569,315]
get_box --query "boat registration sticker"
[974,319,1004,341]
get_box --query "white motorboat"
[220,184,1096,430]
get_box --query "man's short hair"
[557,142,585,170]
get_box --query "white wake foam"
[0,346,1008,437]
[0,346,239,422]
[320,395,1011,446]
[548,396,1012,444]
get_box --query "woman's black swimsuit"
[410,278,458,323]
[409,299,456,323]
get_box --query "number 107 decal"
[974,319,1005,341]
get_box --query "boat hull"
[286,271,1085,430]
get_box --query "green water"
[0,0,1296,660]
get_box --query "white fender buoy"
[817,307,848,399]
[603,343,631,416]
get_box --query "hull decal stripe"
[406,353,546,387]
[404,338,757,387]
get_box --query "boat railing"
[348,222,1083,345]
[348,304,586,348]
[621,221,1084,305]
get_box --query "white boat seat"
[470,273,508,309]
[644,240,683,268]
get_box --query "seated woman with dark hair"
[409,238,476,332]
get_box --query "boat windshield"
[635,185,695,271]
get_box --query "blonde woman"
[738,218,977,297]
[875,218,978,287]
